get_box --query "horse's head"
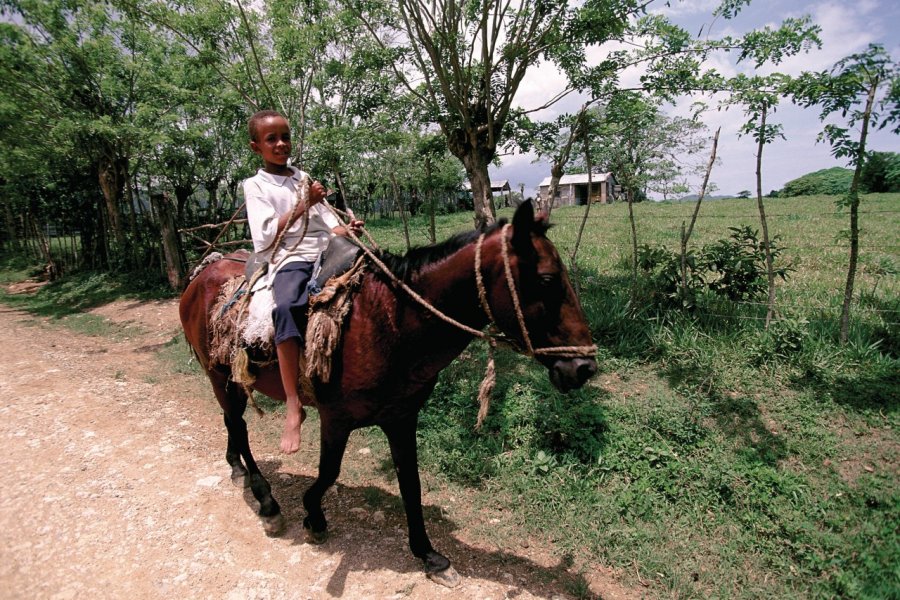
[480,201,597,392]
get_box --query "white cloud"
[757,1,884,76]
[652,0,722,18]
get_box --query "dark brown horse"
[179,201,597,585]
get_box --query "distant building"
[538,172,618,207]
[462,179,514,207]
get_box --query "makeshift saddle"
[209,236,366,387]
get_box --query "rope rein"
[324,203,487,339]
[324,204,596,360]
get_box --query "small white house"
[538,172,617,207]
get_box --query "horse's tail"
[188,252,225,283]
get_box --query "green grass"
[3,194,898,599]
[367,194,899,598]
[0,265,173,318]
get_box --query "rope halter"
[474,224,597,360]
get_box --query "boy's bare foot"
[280,404,307,454]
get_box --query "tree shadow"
[245,459,603,599]
[663,362,788,466]
[791,364,899,415]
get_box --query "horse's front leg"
[302,415,351,543]
[381,417,460,587]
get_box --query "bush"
[860,151,900,193]
[636,227,791,308]
[700,226,790,301]
[781,167,853,197]
[636,244,704,309]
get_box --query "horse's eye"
[539,273,557,287]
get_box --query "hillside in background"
[780,167,853,197]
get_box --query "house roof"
[462,180,511,192]
[538,172,614,187]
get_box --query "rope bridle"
[325,203,596,362]
[474,224,597,360]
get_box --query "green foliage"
[701,225,790,301]
[636,243,704,309]
[636,226,791,308]
[749,318,809,365]
[781,167,853,196]
[860,151,900,193]
[791,44,900,166]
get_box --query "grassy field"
[2,193,897,599]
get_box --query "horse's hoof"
[231,474,249,488]
[428,566,461,588]
[303,516,328,545]
[305,528,328,545]
[261,513,285,536]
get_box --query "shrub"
[859,151,900,193]
[636,244,704,309]
[699,226,790,301]
[636,227,792,308]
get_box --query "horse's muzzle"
[548,357,597,392]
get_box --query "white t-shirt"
[243,166,341,272]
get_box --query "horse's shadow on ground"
[243,459,597,599]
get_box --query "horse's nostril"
[577,360,597,382]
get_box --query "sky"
[490,0,900,199]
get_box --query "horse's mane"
[376,219,507,281]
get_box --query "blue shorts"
[272,261,315,345]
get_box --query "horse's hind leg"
[381,417,459,587]
[209,372,284,535]
[302,417,351,544]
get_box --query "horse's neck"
[410,244,487,333]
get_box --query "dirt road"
[0,297,638,600]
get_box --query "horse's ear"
[512,200,535,258]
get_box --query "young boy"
[243,110,362,454]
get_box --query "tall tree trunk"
[627,189,638,300]
[425,155,436,243]
[331,159,350,214]
[30,216,59,279]
[98,154,128,253]
[545,107,586,217]
[81,197,109,269]
[390,172,411,251]
[462,157,496,230]
[3,200,19,252]
[150,191,184,290]
[753,107,777,327]
[571,126,595,271]
[205,178,221,221]
[125,170,142,253]
[840,80,879,343]
[546,164,564,218]
[174,185,193,222]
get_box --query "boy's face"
[250,116,291,173]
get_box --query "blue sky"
[491,0,900,199]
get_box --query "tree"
[510,107,590,215]
[578,94,708,202]
[352,0,639,227]
[0,0,177,266]
[791,44,900,342]
[725,73,791,326]
[780,167,853,196]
